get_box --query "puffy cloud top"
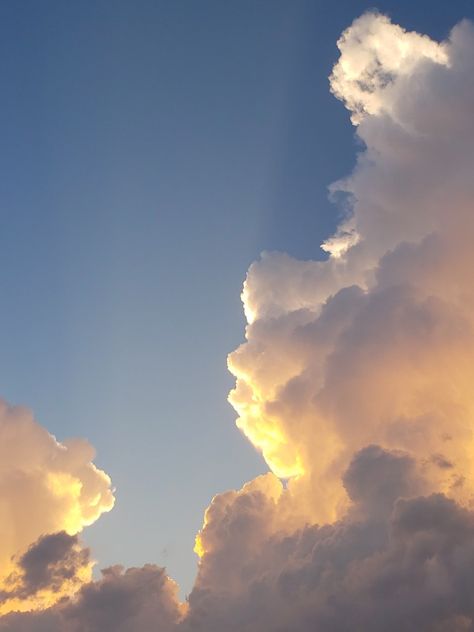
[330,12,449,123]
[0,400,114,613]
[230,14,474,519]
[4,10,474,632]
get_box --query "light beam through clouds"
[3,11,474,630]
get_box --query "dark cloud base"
[3,11,474,632]
[2,448,474,631]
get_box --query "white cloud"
[4,11,474,631]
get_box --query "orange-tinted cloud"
[0,532,91,614]
[4,11,474,631]
[0,400,114,613]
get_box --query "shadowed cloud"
[3,10,474,631]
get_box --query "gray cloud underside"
[4,11,474,632]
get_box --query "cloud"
[6,451,474,631]
[0,533,91,614]
[0,565,184,632]
[3,9,474,631]
[0,400,114,613]
[183,449,474,632]
[329,12,449,124]
[229,11,474,523]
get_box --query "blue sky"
[1,0,473,595]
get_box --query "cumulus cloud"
[184,448,474,632]
[0,565,184,632]
[0,400,114,613]
[329,12,449,123]
[3,10,474,631]
[0,533,91,614]
[230,12,474,521]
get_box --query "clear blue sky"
[1,0,472,595]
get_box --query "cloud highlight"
[3,10,474,631]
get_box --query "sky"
[2,1,474,627]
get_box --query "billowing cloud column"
[5,10,474,631]
[229,12,474,524]
[187,447,474,632]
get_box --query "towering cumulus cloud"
[3,11,474,631]
[230,12,474,521]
